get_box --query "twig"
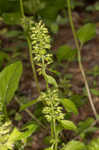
[67,0,98,120]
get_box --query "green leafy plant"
[0,0,99,149]
[0,61,38,150]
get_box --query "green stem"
[41,56,54,139]
[41,56,49,90]
[26,36,41,94]
[67,0,98,120]
[19,0,25,19]
[53,118,58,150]
[41,56,58,148]
[19,0,40,94]
[50,98,58,150]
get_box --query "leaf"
[60,98,78,115]
[95,2,99,11]
[20,99,39,112]
[87,138,99,150]
[62,140,86,150]
[91,89,99,96]
[0,0,19,14]
[59,120,77,131]
[5,30,22,38]
[2,12,21,25]
[77,23,96,44]
[56,124,64,135]
[44,147,53,150]
[0,61,23,106]
[20,122,38,139]
[39,0,66,21]
[70,94,85,108]
[88,65,99,77]
[69,0,84,9]
[84,127,99,134]
[77,117,95,134]
[50,22,59,34]
[45,74,58,87]
[7,128,22,148]
[56,45,76,62]
[7,123,38,149]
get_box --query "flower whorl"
[40,89,65,122]
[30,21,53,75]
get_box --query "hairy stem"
[19,0,40,94]
[67,0,98,119]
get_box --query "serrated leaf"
[77,23,96,44]
[59,120,77,131]
[56,45,76,62]
[0,61,22,107]
[60,98,78,115]
[45,74,58,88]
[62,140,86,150]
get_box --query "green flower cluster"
[0,103,5,124]
[0,120,13,150]
[40,89,64,122]
[30,21,53,75]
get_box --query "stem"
[50,98,58,150]
[27,36,41,94]
[41,56,58,149]
[41,56,54,139]
[53,118,58,150]
[19,0,40,94]
[19,0,25,19]
[67,0,98,119]
[41,56,49,90]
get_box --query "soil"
[0,9,99,150]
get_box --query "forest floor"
[0,9,99,150]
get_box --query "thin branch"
[67,0,98,120]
